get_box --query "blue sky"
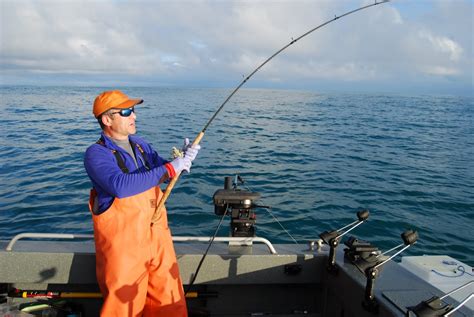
[1,0,472,95]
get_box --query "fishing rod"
[151,0,390,223]
[8,288,217,299]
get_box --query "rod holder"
[361,230,418,314]
[407,281,473,317]
[319,210,369,274]
[407,296,452,317]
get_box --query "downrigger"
[213,176,268,237]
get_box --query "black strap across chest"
[96,137,151,173]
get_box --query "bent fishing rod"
[152,0,390,223]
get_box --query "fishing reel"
[213,176,265,238]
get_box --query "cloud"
[422,65,460,76]
[418,30,463,62]
[0,0,472,93]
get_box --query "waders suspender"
[96,138,151,174]
[131,142,151,171]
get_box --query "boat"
[1,177,472,316]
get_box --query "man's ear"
[101,114,113,127]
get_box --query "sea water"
[0,86,472,265]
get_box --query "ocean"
[0,86,473,265]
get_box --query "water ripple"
[0,86,473,265]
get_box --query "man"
[84,90,199,316]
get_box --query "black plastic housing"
[213,189,261,216]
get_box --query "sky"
[0,0,473,95]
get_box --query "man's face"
[103,107,137,139]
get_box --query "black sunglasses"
[111,107,135,117]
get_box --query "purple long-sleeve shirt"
[84,133,170,213]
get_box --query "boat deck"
[1,238,472,316]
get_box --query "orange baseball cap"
[93,90,143,118]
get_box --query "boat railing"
[5,233,277,254]
[172,236,277,254]
[5,233,94,251]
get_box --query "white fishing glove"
[170,156,192,175]
[182,138,201,162]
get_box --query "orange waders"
[89,186,187,316]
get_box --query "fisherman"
[84,90,199,316]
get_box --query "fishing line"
[264,207,299,245]
[238,176,330,245]
[151,0,391,223]
[184,204,228,296]
[239,179,299,245]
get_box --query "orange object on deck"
[89,186,187,316]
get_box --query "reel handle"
[151,131,205,224]
[402,229,418,245]
[357,209,370,221]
